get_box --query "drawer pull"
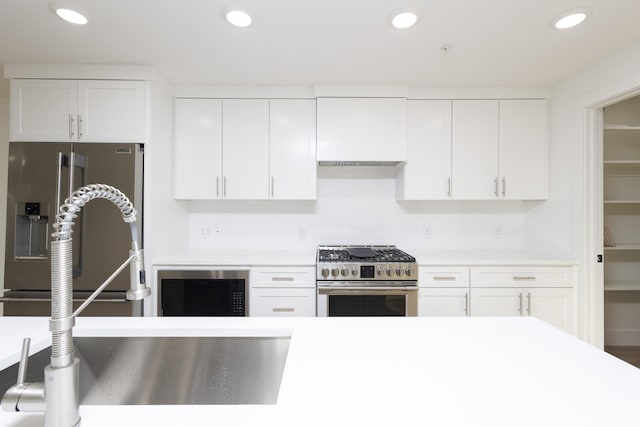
[271,277,295,282]
[433,276,457,281]
[513,276,536,281]
[272,307,295,313]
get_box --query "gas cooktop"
[317,245,418,281]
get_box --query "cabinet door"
[526,288,575,333]
[174,99,223,199]
[499,100,548,200]
[316,98,407,163]
[452,100,499,199]
[77,80,146,142]
[10,79,77,142]
[397,100,452,200]
[418,288,469,316]
[249,288,316,317]
[269,99,317,200]
[222,99,269,199]
[470,288,522,317]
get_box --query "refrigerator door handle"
[56,152,70,214]
[69,152,88,279]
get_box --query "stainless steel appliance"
[2,142,144,316]
[157,270,248,316]
[316,245,418,316]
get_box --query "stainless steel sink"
[0,336,291,405]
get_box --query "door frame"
[583,80,640,348]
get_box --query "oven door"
[317,282,418,317]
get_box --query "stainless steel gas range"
[316,245,418,317]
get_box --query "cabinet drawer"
[470,266,575,288]
[249,288,316,317]
[251,267,315,288]
[419,266,469,287]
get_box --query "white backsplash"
[187,167,526,251]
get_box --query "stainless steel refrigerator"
[1,142,143,316]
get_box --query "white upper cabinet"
[77,80,147,142]
[397,100,452,200]
[174,98,223,199]
[10,79,146,143]
[498,99,548,200]
[451,99,548,200]
[452,100,500,199]
[10,79,77,142]
[269,99,317,200]
[316,98,407,164]
[222,99,270,199]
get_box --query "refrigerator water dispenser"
[14,202,49,259]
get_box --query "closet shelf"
[604,280,640,291]
[604,244,640,250]
[604,124,640,130]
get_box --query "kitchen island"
[1,316,639,427]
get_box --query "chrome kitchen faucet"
[1,184,150,427]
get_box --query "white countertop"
[1,316,638,427]
[153,249,576,267]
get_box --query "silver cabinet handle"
[272,307,295,313]
[68,114,75,139]
[502,177,506,197]
[447,177,451,197]
[518,292,523,315]
[433,276,457,281]
[223,176,227,198]
[78,114,83,139]
[494,177,499,197]
[271,176,274,197]
[513,276,536,281]
[216,176,220,198]
[464,292,469,316]
[271,277,294,282]
[526,292,531,315]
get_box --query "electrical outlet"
[423,225,432,240]
[495,225,503,239]
[297,228,306,240]
[199,226,211,239]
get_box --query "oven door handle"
[317,286,418,294]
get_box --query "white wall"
[529,37,640,345]
[187,167,528,251]
[0,97,7,316]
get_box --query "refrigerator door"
[5,142,71,291]
[71,143,143,292]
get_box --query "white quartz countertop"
[153,249,576,267]
[1,317,638,426]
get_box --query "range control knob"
[341,268,349,277]
[351,268,358,276]
[321,268,330,278]
[386,268,393,277]
[396,268,403,277]
[405,268,414,277]
[377,268,384,276]
[331,268,339,277]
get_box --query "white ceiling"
[1,0,640,95]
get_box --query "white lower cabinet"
[249,267,316,317]
[469,266,576,334]
[419,288,469,317]
[418,265,576,334]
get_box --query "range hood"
[316,98,408,166]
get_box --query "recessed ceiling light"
[54,7,89,25]
[226,10,252,27]
[391,11,418,29]
[552,8,590,29]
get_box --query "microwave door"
[4,142,71,292]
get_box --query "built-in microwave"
[157,270,248,316]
